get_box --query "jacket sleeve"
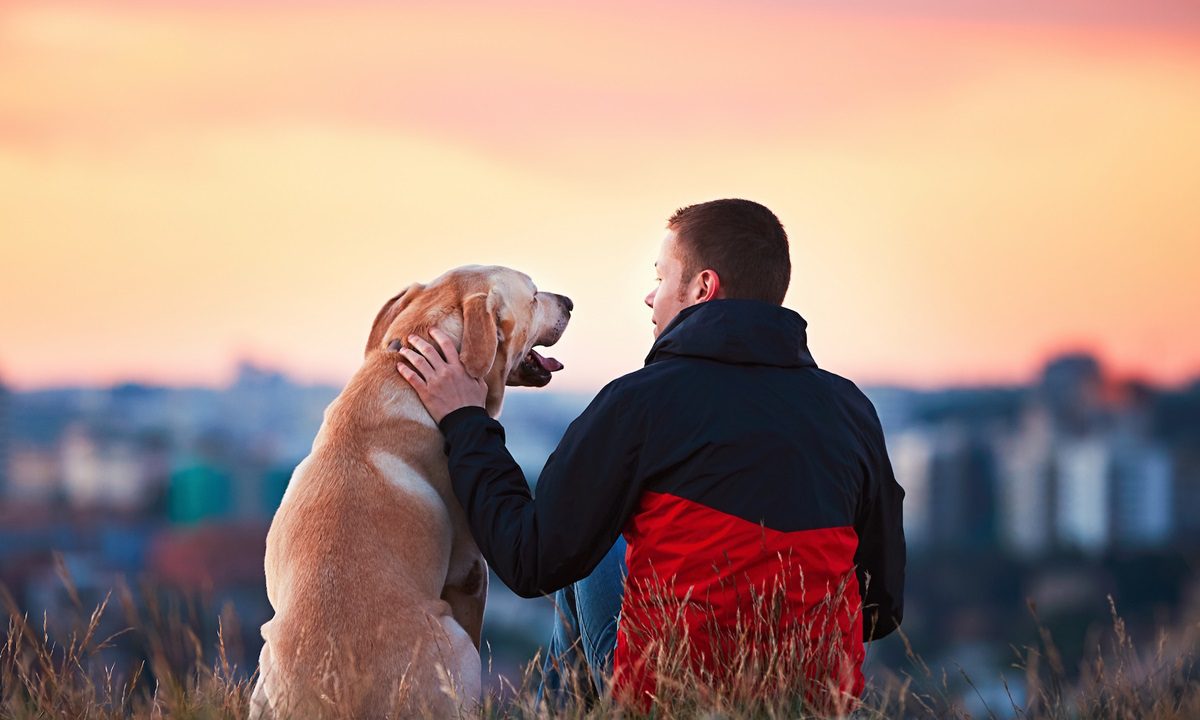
[437,382,644,598]
[852,408,906,641]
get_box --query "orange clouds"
[1,1,1198,391]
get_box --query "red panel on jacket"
[612,491,865,713]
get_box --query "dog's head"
[367,265,572,402]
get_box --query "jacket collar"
[644,299,818,369]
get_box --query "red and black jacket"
[439,299,905,705]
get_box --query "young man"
[396,199,905,710]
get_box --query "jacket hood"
[644,299,818,368]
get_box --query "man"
[396,198,905,711]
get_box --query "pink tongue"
[530,349,564,372]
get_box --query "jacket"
[438,298,906,705]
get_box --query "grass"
[1,555,1197,719]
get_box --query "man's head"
[644,198,791,338]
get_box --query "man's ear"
[365,283,422,357]
[695,269,722,302]
[460,291,499,379]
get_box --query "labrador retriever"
[249,265,571,719]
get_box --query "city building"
[998,403,1055,556]
[1054,436,1111,553]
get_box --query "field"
[2,559,1197,720]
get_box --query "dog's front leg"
[441,555,487,649]
[248,639,275,720]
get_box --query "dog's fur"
[249,266,571,719]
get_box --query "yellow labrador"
[249,265,571,719]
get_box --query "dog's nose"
[559,294,574,312]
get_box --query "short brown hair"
[667,198,791,305]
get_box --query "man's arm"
[397,330,644,597]
[438,382,643,598]
[853,411,906,641]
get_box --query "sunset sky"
[2,0,1199,393]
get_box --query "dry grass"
[0,555,255,719]
[1,555,1197,719]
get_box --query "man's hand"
[396,328,487,424]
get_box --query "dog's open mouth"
[511,347,564,387]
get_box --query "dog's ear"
[460,291,499,379]
[365,283,422,357]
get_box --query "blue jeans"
[536,535,628,706]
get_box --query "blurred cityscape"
[1,353,1198,711]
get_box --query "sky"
[2,0,1199,393]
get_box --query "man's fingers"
[396,361,425,385]
[408,335,447,367]
[399,347,435,379]
[429,328,461,366]
[396,359,425,383]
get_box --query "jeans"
[536,534,627,707]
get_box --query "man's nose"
[644,290,655,308]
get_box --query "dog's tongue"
[529,349,563,372]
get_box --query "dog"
[249,265,572,719]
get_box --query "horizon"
[3,346,1195,396]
